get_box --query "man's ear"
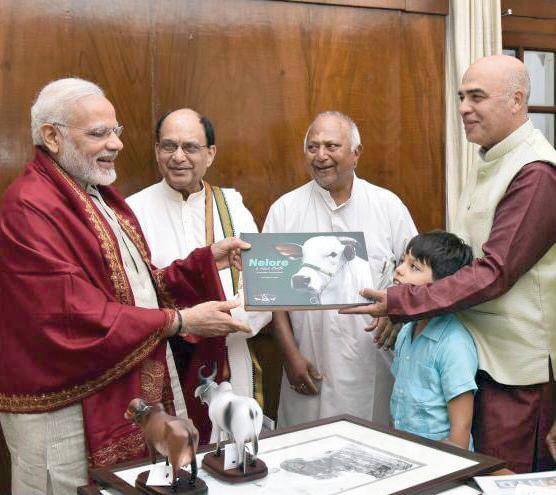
[40,123,61,154]
[206,145,217,169]
[154,143,165,178]
[511,89,526,114]
[352,144,362,168]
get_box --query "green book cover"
[240,232,374,310]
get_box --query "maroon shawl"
[0,148,226,467]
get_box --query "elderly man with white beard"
[0,78,251,495]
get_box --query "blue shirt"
[391,314,478,445]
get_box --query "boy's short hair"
[406,230,473,280]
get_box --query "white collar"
[161,178,206,204]
[313,173,357,211]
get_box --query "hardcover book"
[240,232,375,311]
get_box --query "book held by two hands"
[240,232,375,311]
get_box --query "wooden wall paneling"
[502,15,556,51]
[399,12,445,231]
[284,0,405,10]
[152,0,314,229]
[0,0,73,197]
[404,0,448,15]
[63,0,155,197]
[151,1,421,231]
[282,0,448,15]
[0,1,155,199]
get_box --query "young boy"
[390,231,477,449]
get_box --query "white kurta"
[127,180,271,406]
[263,176,417,428]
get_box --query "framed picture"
[82,415,504,495]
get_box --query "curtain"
[445,0,502,229]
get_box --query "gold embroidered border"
[89,427,145,468]
[204,181,215,245]
[0,328,165,412]
[117,214,150,263]
[51,162,133,305]
[152,268,176,308]
[212,185,240,294]
[117,212,177,309]
[140,359,165,404]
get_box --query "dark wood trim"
[529,106,556,114]
[502,0,556,19]
[503,16,556,36]
[503,32,556,52]
[282,0,404,8]
[405,0,448,15]
[85,414,504,495]
[279,0,448,15]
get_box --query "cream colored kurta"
[454,120,556,385]
[0,185,166,495]
[263,176,417,428]
[127,180,271,403]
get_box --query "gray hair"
[31,78,105,146]
[303,111,361,152]
[507,66,531,104]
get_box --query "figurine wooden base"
[135,469,207,494]
[201,451,268,483]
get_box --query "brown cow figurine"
[125,398,200,491]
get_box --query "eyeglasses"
[52,123,124,140]
[158,140,208,155]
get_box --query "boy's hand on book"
[338,288,387,316]
[366,317,399,350]
[285,352,322,395]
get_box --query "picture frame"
[80,415,504,495]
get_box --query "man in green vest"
[127,109,270,443]
[342,55,556,473]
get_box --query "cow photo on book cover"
[274,235,373,305]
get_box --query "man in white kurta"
[263,112,417,428]
[127,109,270,418]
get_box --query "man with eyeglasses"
[262,111,417,429]
[127,108,271,444]
[0,79,251,495]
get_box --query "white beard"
[58,137,117,186]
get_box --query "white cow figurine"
[275,235,375,304]
[194,365,263,473]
